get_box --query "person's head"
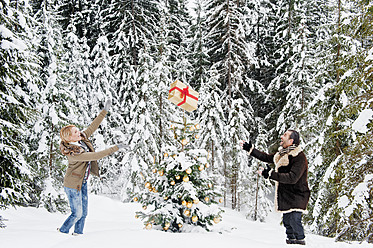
[60,125,82,143]
[280,129,300,148]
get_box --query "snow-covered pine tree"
[264,0,321,146]
[135,115,223,232]
[105,0,160,120]
[299,0,338,228]
[164,0,192,81]
[0,0,41,209]
[205,0,264,210]
[27,0,75,212]
[60,19,92,126]
[245,0,276,125]
[188,0,210,91]
[88,34,127,196]
[115,45,165,202]
[196,68,226,203]
[304,0,373,243]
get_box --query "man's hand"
[240,140,253,152]
[259,165,272,179]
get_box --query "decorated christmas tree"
[135,115,223,232]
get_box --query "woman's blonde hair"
[60,125,76,143]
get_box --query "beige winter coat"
[60,110,119,191]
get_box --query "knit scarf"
[279,144,298,156]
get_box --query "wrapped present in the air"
[168,80,199,112]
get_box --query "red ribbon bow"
[169,85,198,107]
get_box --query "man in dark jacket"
[241,130,310,245]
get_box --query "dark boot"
[294,239,306,245]
[286,239,306,245]
[286,239,296,244]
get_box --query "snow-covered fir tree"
[135,115,223,232]
[28,0,76,212]
[88,35,127,196]
[0,0,40,209]
[204,0,264,210]
[164,0,193,81]
[188,0,210,91]
[303,0,373,242]
[116,46,165,202]
[264,0,322,146]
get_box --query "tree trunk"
[48,123,54,174]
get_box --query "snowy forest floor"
[0,194,371,248]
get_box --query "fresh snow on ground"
[0,194,371,248]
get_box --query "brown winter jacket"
[60,110,119,191]
[249,146,310,213]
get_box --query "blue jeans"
[283,211,305,240]
[59,182,88,234]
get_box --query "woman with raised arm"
[57,100,126,236]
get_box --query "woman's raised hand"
[104,99,112,112]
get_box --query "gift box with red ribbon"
[168,80,199,112]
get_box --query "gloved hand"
[104,99,112,112]
[117,143,129,150]
[260,165,272,179]
[242,141,253,152]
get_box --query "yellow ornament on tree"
[186,202,193,208]
[183,176,189,182]
[175,175,180,180]
[178,223,183,228]
[152,168,157,173]
[182,200,187,206]
[198,165,204,171]
[133,197,138,202]
[192,216,198,222]
[164,222,170,230]
[184,210,191,216]
[193,198,199,204]
[219,198,224,203]
[205,197,210,202]
[181,139,188,145]
[170,180,175,185]
[213,217,221,224]
[145,223,152,230]
[145,182,151,189]
[158,170,164,176]
[186,168,192,174]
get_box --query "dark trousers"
[283,211,305,240]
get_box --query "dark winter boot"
[286,239,306,245]
[286,239,296,244]
[294,239,306,245]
